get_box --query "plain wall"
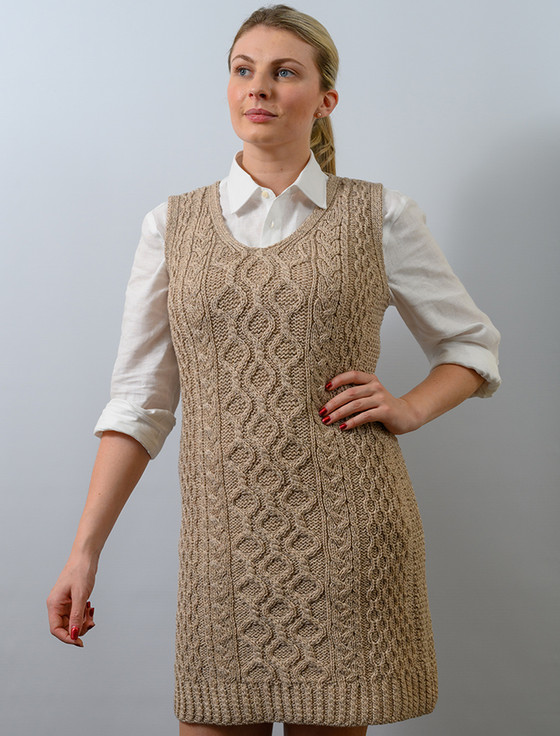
[1,0,558,734]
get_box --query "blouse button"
[262,190,270,199]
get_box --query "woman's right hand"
[46,555,97,647]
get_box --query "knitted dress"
[164,174,438,727]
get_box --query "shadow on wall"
[450,119,560,468]
[437,122,560,734]
[451,122,559,339]
[376,122,560,736]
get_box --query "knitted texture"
[165,175,438,726]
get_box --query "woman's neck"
[238,143,311,196]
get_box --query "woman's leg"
[283,725,368,736]
[179,721,274,735]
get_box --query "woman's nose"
[249,74,270,98]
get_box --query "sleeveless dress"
[164,174,438,726]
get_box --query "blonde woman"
[47,5,501,735]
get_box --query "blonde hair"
[227,4,339,175]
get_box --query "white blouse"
[94,150,501,459]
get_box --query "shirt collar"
[225,149,328,213]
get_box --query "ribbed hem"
[174,667,438,726]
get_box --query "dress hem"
[174,665,438,726]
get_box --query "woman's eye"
[234,66,250,76]
[277,68,294,78]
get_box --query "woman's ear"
[319,88,339,117]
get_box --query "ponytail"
[311,115,336,175]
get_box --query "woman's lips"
[245,109,277,122]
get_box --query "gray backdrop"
[1,0,558,734]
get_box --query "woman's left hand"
[319,370,422,435]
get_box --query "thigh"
[179,721,274,736]
[283,725,368,736]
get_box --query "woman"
[47,5,501,735]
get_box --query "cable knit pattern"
[165,174,438,727]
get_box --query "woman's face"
[227,25,337,154]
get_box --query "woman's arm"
[93,203,179,460]
[46,430,150,647]
[320,364,484,435]
[397,363,484,430]
[382,190,501,398]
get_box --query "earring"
[315,112,322,118]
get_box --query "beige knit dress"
[164,175,438,726]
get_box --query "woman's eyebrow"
[231,54,306,67]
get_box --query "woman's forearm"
[70,430,151,563]
[399,363,485,430]
[47,430,150,646]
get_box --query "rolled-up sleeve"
[382,189,501,398]
[93,201,180,458]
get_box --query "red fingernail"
[339,423,347,430]
[86,601,90,608]
[71,626,79,640]
[321,415,331,424]
[318,407,327,416]
[325,381,333,390]
[89,607,95,616]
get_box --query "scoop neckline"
[208,173,341,255]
